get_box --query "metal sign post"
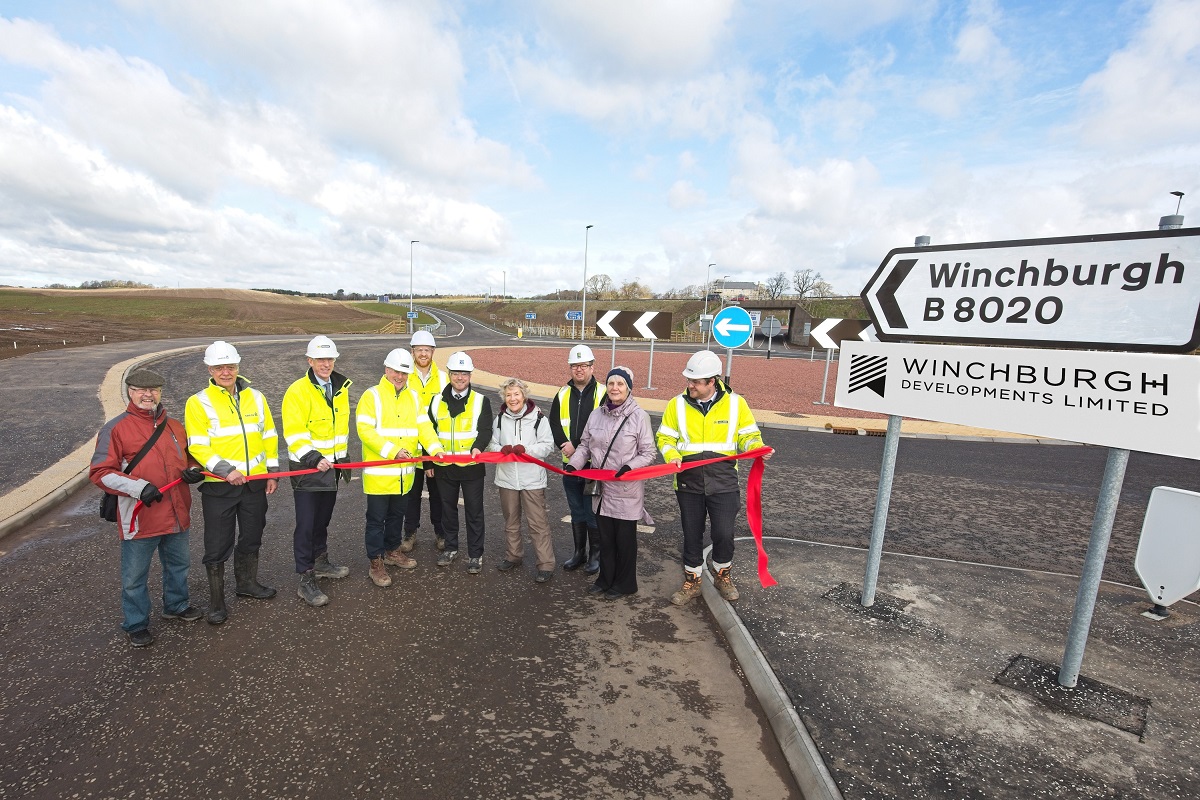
[646,338,657,390]
[711,307,753,389]
[813,349,833,405]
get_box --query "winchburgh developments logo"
[849,354,887,397]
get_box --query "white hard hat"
[204,340,241,366]
[306,335,340,359]
[447,351,474,372]
[567,344,595,365]
[411,330,436,348]
[682,350,723,380]
[384,348,414,373]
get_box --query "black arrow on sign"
[877,258,915,330]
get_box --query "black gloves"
[139,483,163,505]
[562,464,576,473]
[181,467,205,484]
[614,465,631,478]
[301,450,325,469]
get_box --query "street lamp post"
[703,262,715,344]
[581,224,593,341]
[409,240,419,313]
[502,270,506,302]
[720,275,730,308]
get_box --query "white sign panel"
[834,340,1200,460]
[1135,487,1200,606]
[861,228,1200,352]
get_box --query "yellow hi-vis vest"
[282,372,352,463]
[555,382,603,463]
[184,378,279,481]
[656,389,763,463]
[410,362,447,417]
[425,391,484,458]
[356,377,436,495]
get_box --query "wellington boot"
[583,525,600,575]
[562,521,589,570]
[234,552,277,599]
[206,563,228,625]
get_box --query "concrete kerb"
[700,544,844,800]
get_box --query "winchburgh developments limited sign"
[835,341,1200,460]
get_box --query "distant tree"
[334,288,346,300]
[765,271,789,299]
[792,269,823,298]
[618,280,650,299]
[810,279,834,297]
[585,274,614,299]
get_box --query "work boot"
[369,557,391,588]
[313,552,350,579]
[562,521,588,570]
[383,547,416,569]
[205,563,228,625]
[670,572,703,607]
[435,533,446,551]
[712,566,739,602]
[399,532,416,553]
[297,571,329,607]
[234,551,277,599]
[584,525,600,575]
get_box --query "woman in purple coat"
[566,366,658,599]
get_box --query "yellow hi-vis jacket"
[356,376,439,495]
[552,380,603,463]
[419,385,494,479]
[655,384,764,494]
[282,368,352,490]
[409,362,447,417]
[184,377,279,481]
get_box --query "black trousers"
[436,472,485,558]
[293,490,338,573]
[677,490,740,569]
[365,494,406,558]
[595,515,638,595]
[200,481,268,566]
[404,467,444,536]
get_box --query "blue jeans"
[365,493,407,558]
[120,531,191,633]
[562,473,597,527]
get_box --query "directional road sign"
[748,310,762,327]
[834,340,1200,461]
[406,311,419,319]
[1135,487,1200,607]
[810,318,875,350]
[760,316,783,337]
[525,312,537,320]
[861,227,1200,353]
[594,310,673,339]
[565,310,583,321]
[711,306,753,349]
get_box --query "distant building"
[378,295,390,303]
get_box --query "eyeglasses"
[211,365,238,373]
[571,363,594,369]
[129,387,162,395]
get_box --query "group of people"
[91,332,770,647]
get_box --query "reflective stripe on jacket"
[421,384,493,480]
[551,379,602,462]
[184,377,279,481]
[655,385,764,494]
[356,376,438,495]
[282,368,352,491]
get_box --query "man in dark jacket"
[90,368,206,646]
[421,351,493,574]
[548,344,602,574]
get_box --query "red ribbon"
[138,447,776,587]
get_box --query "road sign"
[711,306,753,349]
[566,310,583,321]
[1135,487,1200,607]
[406,311,419,319]
[760,316,782,337]
[834,340,1200,460]
[594,310,673,339]
[525,312,537,320]
[861,227,1200,353]
[748,310,762,327]
[810,318,875,349]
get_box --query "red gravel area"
[468,344,886,420]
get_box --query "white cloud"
[1078,0,1200,149]
[667,180,707,210]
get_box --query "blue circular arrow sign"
[711,306,753,349]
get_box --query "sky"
[0,0,1196,298]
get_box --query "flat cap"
[125,368,165,388]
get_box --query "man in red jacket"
[90,368,206,647]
